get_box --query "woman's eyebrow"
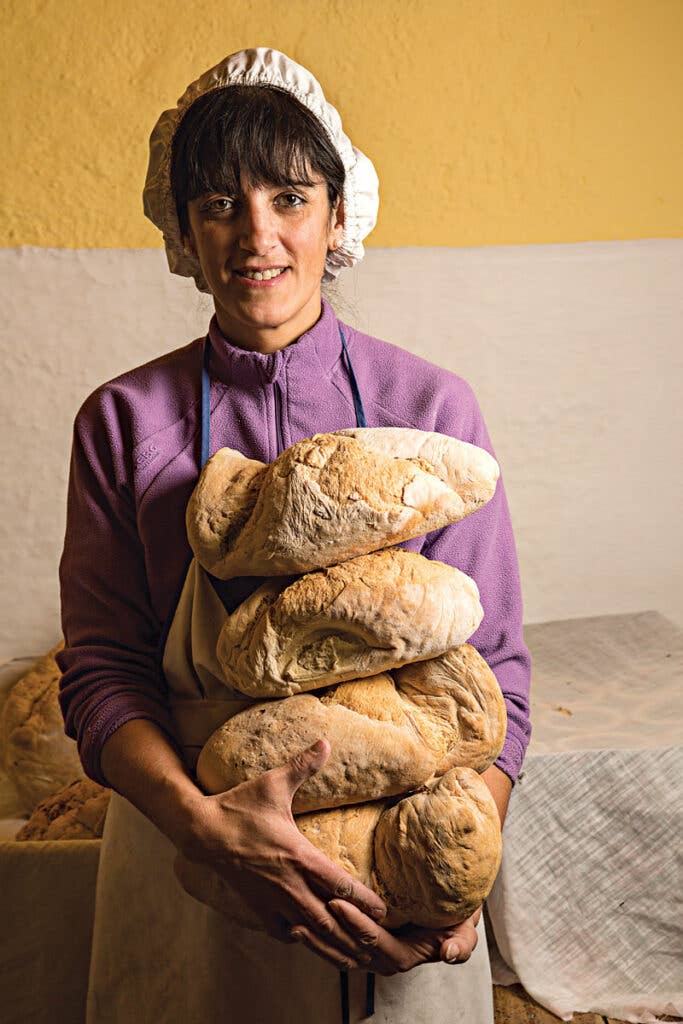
[281,180,320,189]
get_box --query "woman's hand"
[289,899,482,976]
[176,738,388,969]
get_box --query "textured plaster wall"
[1,240,681,659]
[2,0,682,248]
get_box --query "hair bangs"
[171,86,345,236]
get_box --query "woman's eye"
[205,198,233,214]
[279,193,306,208]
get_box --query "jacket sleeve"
[421,380,532,785]
[55,387,180,787]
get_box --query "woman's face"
[183,174,344,353]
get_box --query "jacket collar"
[206,295,344,387]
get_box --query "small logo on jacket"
[133,444,160,469]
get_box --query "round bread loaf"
[372,768,502,926]
[216,547,483,698]
[15,778,110,841]
[186,428,499,579]
[0,642,85,814]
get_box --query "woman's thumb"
[281,738,330,796]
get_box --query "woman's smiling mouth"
[234,267,289,283]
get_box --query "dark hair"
[170,85,346,237]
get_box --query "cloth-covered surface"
[486,610,683,1023]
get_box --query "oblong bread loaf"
[373,767,502,927]
[295,801,386,886]
[198,645,504,810]
[15,778,110,841]
[216,547,483,698]
[186,429,499,579]
[196,674,438,812]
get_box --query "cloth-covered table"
[1,612,682,1023]
[485,610,683,1023]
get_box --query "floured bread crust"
[0,642,85,814]
[15,778,110,841]
[186,429,499,579]
[333,428,498,511]
[197,645,506,812]
[216,547,483,698]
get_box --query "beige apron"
[84,327,495,1022]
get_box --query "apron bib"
[85,323,495,1024]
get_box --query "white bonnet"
[142,47,380,293]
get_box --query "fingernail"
[309,739,325,753]
[290,928,304,941]
[444,943,461,962]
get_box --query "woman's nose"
[237,198,278,253]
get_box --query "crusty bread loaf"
[197,645,506,812]
[196,674,438,812]
[185,448,268,576]
[186,429,499,579]
[174,770,501,931]
[297,768,502,927]
[15,778,110,841]
[372,768,502,926]
[216,547,483,698]
[0,642,85,814]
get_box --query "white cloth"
[485,611,683,1022]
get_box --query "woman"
[56,48,531,1024]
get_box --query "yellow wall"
[2,0,681,248]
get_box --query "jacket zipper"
[273,379,285,456]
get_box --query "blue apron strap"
[338,323,367,428]
[201,335,211,470]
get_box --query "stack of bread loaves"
[174,428,508,929]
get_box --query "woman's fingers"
[264,738,331,813]
[327,899,426,975]
[439,908,481,964]
[289,883,377,961]
[289,925,371,972]
[303,845,387,923]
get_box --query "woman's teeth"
[238,267,287,281]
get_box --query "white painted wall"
[1,239,681,659]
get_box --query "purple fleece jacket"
[56,296,532,788]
